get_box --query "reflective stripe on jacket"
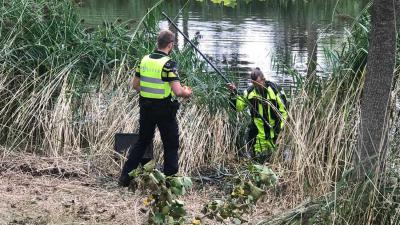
[139,55,172,99]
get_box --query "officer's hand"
[227,83,237,93]
[227,83,236,91]
[182,86,192,98]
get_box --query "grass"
[0,0,399,224]
[0,0,238,176]
[260,5,400,225]
[0,151,305,225]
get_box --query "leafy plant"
[200,164,277,224]
[128,161,193,225]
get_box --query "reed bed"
[262,7,400,224]
[272,3,369,196]
[275,71,362,196]
[1,68,237,175]
[0,0,238,175]
[0,1,399,224]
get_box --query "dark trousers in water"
[120,98,179,180]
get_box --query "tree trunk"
[357,0,397,178]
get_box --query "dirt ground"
[0,154,300,225]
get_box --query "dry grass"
[272,84,361,197]
[0,172,139,225]
[0,62,237,175]
[0,152,301,225]
[1,2,399,223]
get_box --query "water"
[77,0,366,88]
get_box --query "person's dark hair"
[250,67,263,81]
[157,30,175,49]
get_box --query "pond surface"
[77,0,366,87]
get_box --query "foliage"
[0,0,240,173]
[273,6,375,192]
[0,0,137,93]
[129,162,277,225]
[195,0,239,8]
[170,29,237,115]
[200,164,277,224]
[0,0,140,146]
[260,2,400,224]
[128,161,193,225]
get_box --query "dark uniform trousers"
[121,97,180,178]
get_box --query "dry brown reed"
[0,63,237,176]
[272,73,363,198]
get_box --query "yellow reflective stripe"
[168,72,178,78]
[141,92,164,98]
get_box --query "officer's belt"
[139,96,173,106]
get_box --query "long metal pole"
[162,12,272,129]
[162,12,231,84]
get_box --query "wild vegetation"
[263,3,400,224]
[0,0,237,174]
[0,0,399,225]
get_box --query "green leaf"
[128,167,141,178]
[167,216,174,225]
[171,186,183,196]
[152,212,165,224]
[161,205,170,215]
[251,164,278,186]
[169,177,183,188]
[233,218,242,224]
[154,169,166,182]
[172,199,184,207]
[246,182,265,202]
[143,160,156,172]
[170,200,186,218]
[182,177,193,189]
[148,173,159,186]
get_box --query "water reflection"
[77,0,366,87]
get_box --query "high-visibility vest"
[139,54,172,99]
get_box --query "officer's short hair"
[157,30,175,49]
[250,67,264,81]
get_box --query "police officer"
[228,68,287,163]
[119,30,192,187]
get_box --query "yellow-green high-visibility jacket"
[138,53,176,99]
[235,83,288,153]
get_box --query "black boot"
[118,173,132,187]
[118,163,133,187]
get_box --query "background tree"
[357,0,397,178]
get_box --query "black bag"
[114,133,153,164]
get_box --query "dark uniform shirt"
[135,50,180,82]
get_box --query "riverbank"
[0,153,302,225]
[1,0,399,224]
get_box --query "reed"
[0,0,238,175]
[260,6,400,224]
[0,1,399,223]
